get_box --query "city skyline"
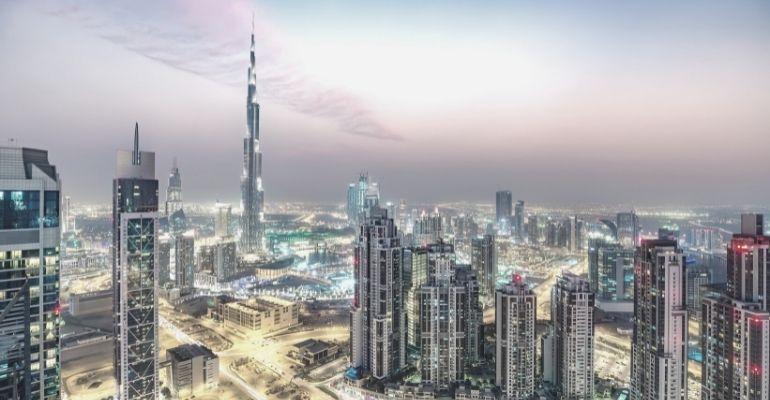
[3,0,770,205]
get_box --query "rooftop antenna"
[132,122,141,165]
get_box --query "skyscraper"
[630,239,687,400]
[514,200,525,241]
[616,211,639,249]
[471,234,497,296]
[158,233,172,286]
[496,274,536,400]
[349,206,405,380]
[0,146,61,400]
[549,273,594,399]
[346,173,379,226]
[214,202,232,238]
[495,190,512,225]
[112,124,159,400]
[165,157,182,216]
[240,20,265,254]
[406,247,428,354]
[175,230,195,290]
[412,210,442,247]
[527,215,540,244]
[701,214,770,400]
[417,242,481,390]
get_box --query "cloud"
[42,0,402,140]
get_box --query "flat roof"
[167,344,216,361]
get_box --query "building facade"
[167,344,219,397]
[175,230,195,289]
[214,202,232,238]
[240,22,265,254]
[701,214,770,400]
[218,296,299,332]
[495,275,536,400]
[471,234,497,297]
[349,207,405,380]
[495,190,512,225]
[550,273,594,399]
[112,125,159,400]
[0,146,62,399]
[165,158,182,216]
[417,242,482,390]
[630,239,687,400]
[514,201,525,242]
[616,212,639,249]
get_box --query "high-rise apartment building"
[616,211,639,249]
[630,239,687,400]
[0,146,62,399]
[417,242,481,390]
[471,234,497,296]
[496,190,512,225]
[165,158,182,216]
[550,273,594,399]
[349,207,405,380]
[701,213,770,400]
[496,275,536,400]
[240,22,265,254]
[175,230,195,289]
[112,125,159,400]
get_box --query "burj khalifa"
[240,19,264,254]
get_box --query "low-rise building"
[68,289,113,317]
[217,296,300,333]
[293,339,340,366]
[167,344,219,397]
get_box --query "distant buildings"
[412,211,443,247]
[198,238,237,283]
[548,273,594,399]
[214,202,232,238]
[69,289,113,317]
[349,206,405,380]
[527,215,540,245]
[240,22,265,254]
[495,190,512,226]
[417,242,482,390]
[165,157,183,216]
[587,238,634,313]
[167,344,219,397]
[471,234,497,296]
[216,296,299,333]
[616,211,639,249]
[112,124,160,400]
[701,213,770,400]
[0,146,62,399]
[496,275,536,400]
[514,200,525,242]
[175,230,195,289]
[630,239,687,400]
[158,233,172,286]
[346,173,380,225]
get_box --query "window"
[43,191,59,228]
[0,190,40,229]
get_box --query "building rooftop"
[167,344,216,362]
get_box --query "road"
[160,308,346,400]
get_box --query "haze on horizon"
[2,0,770,207]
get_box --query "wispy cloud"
[43,0,401,140]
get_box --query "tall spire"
[132,122,141,165]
